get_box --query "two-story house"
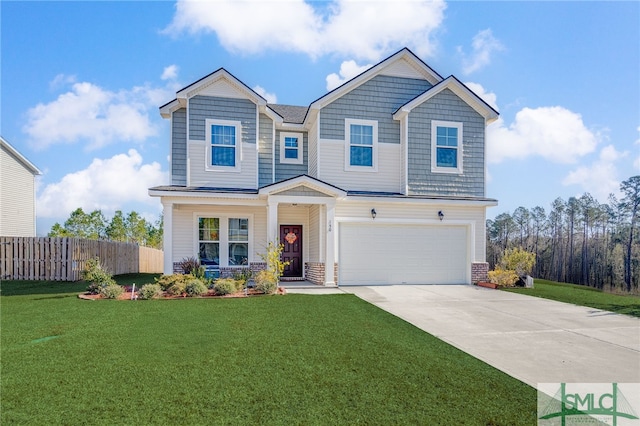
[150,48,498,286]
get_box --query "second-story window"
[206,119,242,171]
[279,132,304,165]
[345,118,378,171]
[431,120,463,174]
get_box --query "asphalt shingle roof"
[268,104,308,124]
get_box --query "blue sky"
[2,1,638,236]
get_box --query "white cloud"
[463,82,498,110]
[37,149,167,219]
[458,29,504,75]
[161,64,179,80]
[487,106,598,164]
[326,60,372,91]
[164,0,446,61]
[562,145,627,200]
[253,85,277,104]
[49,74,77,91]
[23,75,176,150]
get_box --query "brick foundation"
[472,262,489,284]
[172,261,266,278]
[304,262,325,285]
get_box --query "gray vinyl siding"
[171,108,187,186]
[407,89,485,197]
[258,113,274,186]
[319,75,432,143]
[189,96,256,144]
[275,131,308,181]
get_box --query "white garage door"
[339,223,469,285]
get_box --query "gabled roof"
[306,48,443,117]
[258,174,347,198]
[268,104,309,124]
[160,68,268,118]
[392,76,499,123]
[0,136,42,175]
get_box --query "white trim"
[205,118,242,172]
[279,132,304,165]
[344,118,378,172]
[193,212,254,267]
[431,120,463,174]
[403,116,409,195]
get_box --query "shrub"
[138,283,163,300]
[500,247,536,277]
[232,269,252,287]
[155,274,190,291]
[179,256,200,275]
[185,278,208,297]
[100,284,124,299]
[83,257,116,294]
[488,268,519,287]
[167,281,187,296]
[254,269,278,295]
[215,278,242,295]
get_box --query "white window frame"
[279,132,304,165]
[344,118,378,172]
[431,120,463,174]
[205,118,242,172]
[194,213,253,267]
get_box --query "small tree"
[255,242,289,294]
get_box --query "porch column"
[324,201,336,286]
[267,200,279,244]
[162,200,173,275]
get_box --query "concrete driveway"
[343,285,640,388]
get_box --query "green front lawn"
[504,279,640,317]
[2,278,536,425]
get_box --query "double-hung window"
[198,218,220,266]
[345,119,378,171]
[197,216,250,267]
[279,132,304,165]
[206,119,241,171]
[228,218,249,265]
[431,120,463,174]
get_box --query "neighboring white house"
[0,136,42,237]
[150,48,499,286]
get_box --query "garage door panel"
[339,223,468,285]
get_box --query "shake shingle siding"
[171,108,187,186]
[189,96,256,144]
[258,113,274,186]
[407,89,485,197]
[319,75,432,142]
[275,130,308,181]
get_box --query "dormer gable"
[393,76,499,123]
[259,175,346,199]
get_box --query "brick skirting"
[471,262,489,284]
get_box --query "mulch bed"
[78,287,286,300]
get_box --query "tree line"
[48,208,163,249]
[487,176,640,292]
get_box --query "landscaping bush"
[155,274,190,291]
[100,284,124,299]
[232,269,252,287]
[254,269,278,295]
[185,278,208,297]
[178,256,200,275]
[215,278,242,295]
[83,257,116,294]
[500,247,536,277]
[167,281,187,296]
[488,268,519,287]
[138,283,163,300]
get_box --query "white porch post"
[267,199,279,244]
[162,200,174,275]
[324,201,336,286]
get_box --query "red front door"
[280,225,302,277]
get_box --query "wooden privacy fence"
[0,237,164,281]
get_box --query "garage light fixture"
[371,208,377,219]
[438,210,444,221]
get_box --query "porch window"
[198,218,220,266]
[228,218,249,266]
